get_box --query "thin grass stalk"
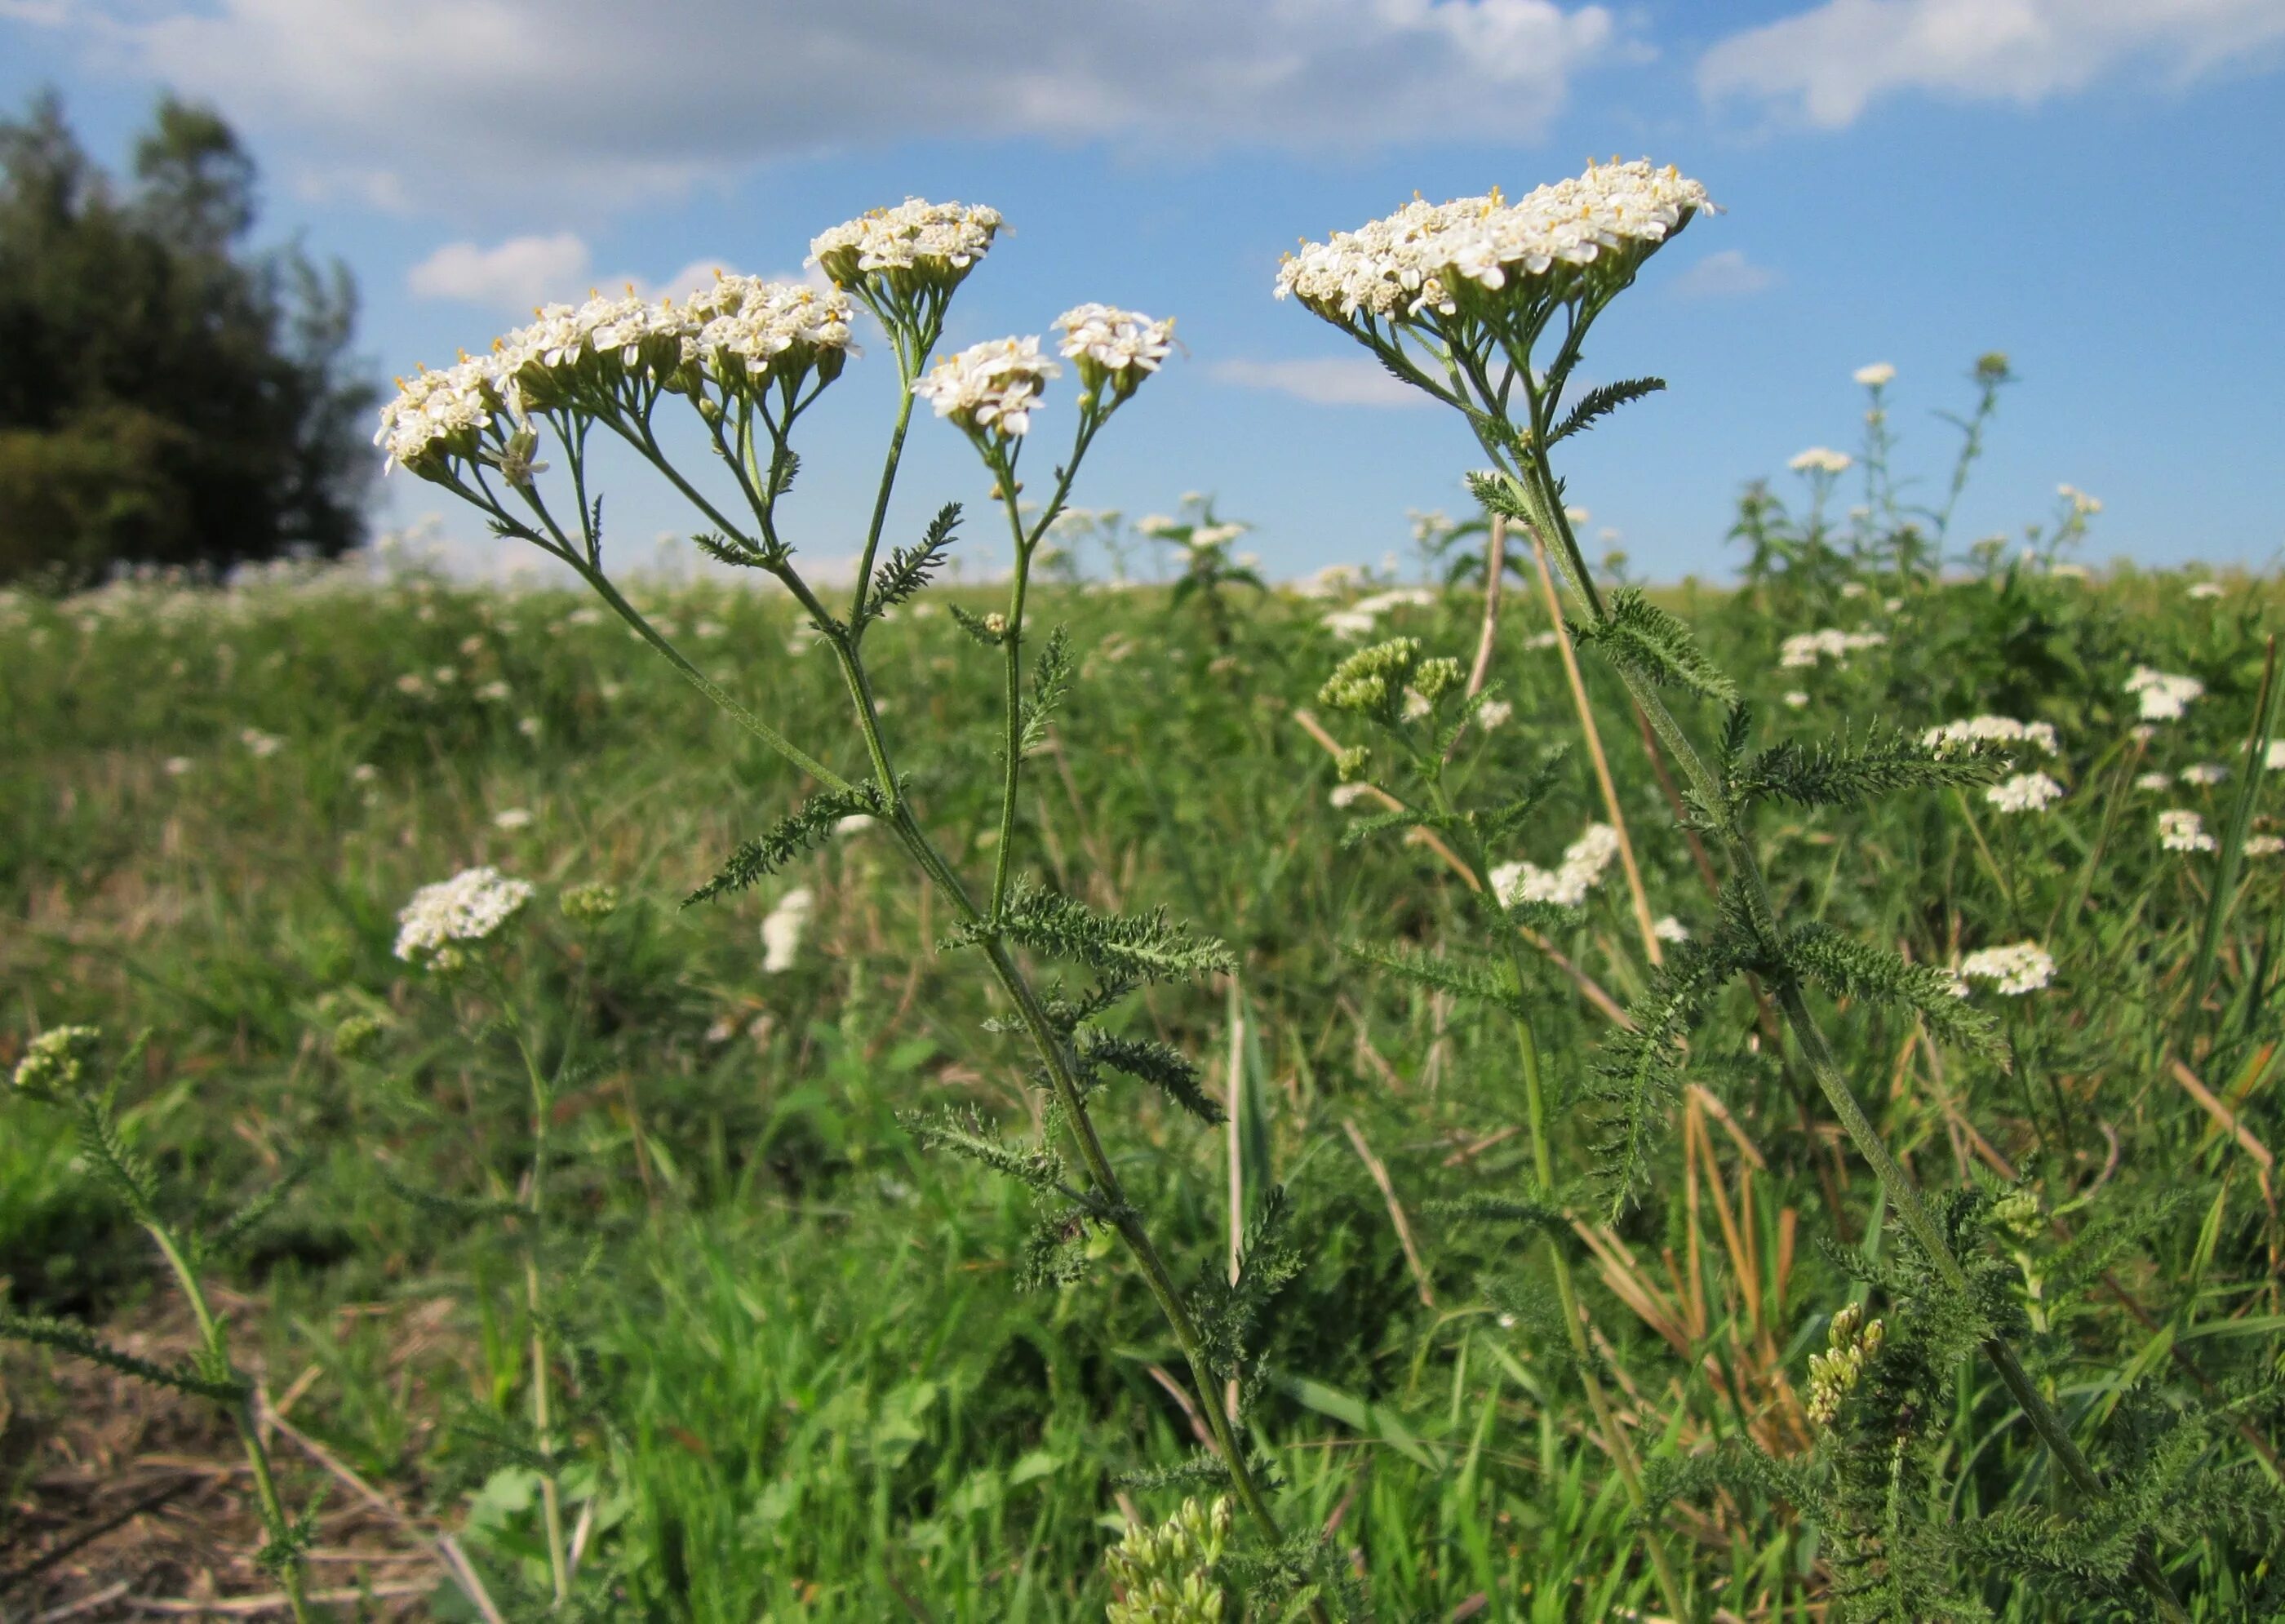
[1524,530,1663,969]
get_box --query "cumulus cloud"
[1701,0,2285,127]
[1209,357,1434,410]
[408,233,592,309]
[406,236,752,311]
[1668,248,1777,300]
[95,0,1620,208]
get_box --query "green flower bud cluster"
[11,1024,102,1103]
[1806,1302,1885,1427]
[1987,1186,2043,1242]
[1318,637,1422,720]
[1103,1497,1231,1624]
[332,1013,388,1063]
[559,881,621,927]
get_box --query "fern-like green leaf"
[1077,1029,1225,1126]
[1549,376,1666,445]
[1731,728,2006,810]
[956,881,1236,986]
[1342,939,1518,1011]
[901,1104,1070,1194]
[1573,588,1738,703]
[686,781,890,906]
[1016,624,1073,756]
[1781,924,2005,1059]
[861,502,961,625]
[0,1305,246,1402]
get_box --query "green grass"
[2,552,2280,1618]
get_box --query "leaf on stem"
[956,881,1236,986]
[1076,1028,1226,1126]
[860,501,961,626]
[0,1305,247,1402]
[1016,625,1073,757]
[1778,924,2004,1060]
[902,1104,1072,1194]
[1729,728,2006,810]
[1571,588,1738,703]
[1548,377,1666,446]
[1342,939,1518,1012]
[686,782,892,905]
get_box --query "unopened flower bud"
[12,1025,102,1102]
[560,881,621,926]
[332,1013,388,1063]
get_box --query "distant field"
[3,557,2280,1619]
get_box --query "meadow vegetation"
[4,168,2283,1621]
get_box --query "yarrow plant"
[1280,156,2195,1618]
[374,198,1341,1612]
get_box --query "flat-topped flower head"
[1853,362,1895,388]
[1923,716,2060,757]
[1987,771,2063,814]
[1276,159,1710,329]
[1490,823,1622,910]
[912,335,1059,440]
[2124,665,2203,722]
[394,865,535,963]
[1053,304,1176,400]
[810,198,1003,299]
[1788,446,1852,476]
[1958,941,2056,996]
[375,354,506,477]
[2159,809,2216,853]
[490,291,702,415]
[678,274,857,397]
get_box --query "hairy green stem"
[498,992,571,1607]
[147,1222,309,1622]
[1508,441,2191,1622]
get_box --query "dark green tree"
[0,90,375,585]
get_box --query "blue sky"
[7,0,2283,582]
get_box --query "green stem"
[1516,458,2190,1622]
[146,1222,309,1623]
[499,989,571,1608]
[849,363,922,636]
[1423,778,1690,1621]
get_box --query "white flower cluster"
[1779,628,1887,668]
[1053,304,1175,393]
[2187,581,2225,601]
[1274,160,1710,323]
[809,198,1002,286]
[1321,587,1438,640]
[377,277,859,475]
[2057,483,2102,517]
[393,866,534,962]
[2159,809,2216,853]
[2180,762,2229,787]
[2124,666,2203,721]
[2246,834,2285,857]
[1987,772,2064,814]
[1958,941,2056,996]
[1923,715,2060,757]
[1489,823,1622,909]
[761,885,814,974]
[1853,362,1895,388]
[911,336,1061,438]
[1788,446,1852,475]
[2270,739,2285,771]
[679,275,856,387]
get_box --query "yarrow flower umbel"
[1053,304,1175,401]
[1958,941,2056,996]
[912,336,1061,439]
[1490,824,1622,910]
[394,866,535,962]
[2123,665,2203,723]
[2159,809,2216,853]
[1987,772,2064,814]
[1275,160,1711,327]
[808,197,1002,292]
[1924,716,2060,757]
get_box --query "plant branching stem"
[145,1222,310,1623]
[1502,421,2191,1622]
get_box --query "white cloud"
[408,233,592,310]
[1668,247,1777,300]
[406,237,756,311]
[1209,357,1434,410]
[1702,0,2285,127]
[96,0,1621,208]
